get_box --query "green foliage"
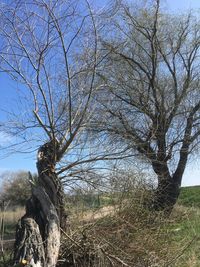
[178,186,200,207]
[0,171,32,206]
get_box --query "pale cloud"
[0,167,9,173]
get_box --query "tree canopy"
[94,0,200,210]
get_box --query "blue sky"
[166,0,200,11]
[0,0,200,186]
[0,73,37,173]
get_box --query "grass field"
[179,186,200,207]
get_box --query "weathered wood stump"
[13,141,65,267]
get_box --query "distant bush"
[0,171,32,206]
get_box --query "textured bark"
[149,159,181,213]
[13,141,65,267]
[14,217,45,267]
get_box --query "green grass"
[168,206,200,266]
[179,186,200,207]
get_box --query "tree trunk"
[151,176,180,214]
[13,141,65,267]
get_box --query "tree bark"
[150,176,180,214]
[13,141,65,267]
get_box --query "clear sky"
[0,0,200,186]
[165,0,200,12]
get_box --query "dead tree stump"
[13,141,65,267]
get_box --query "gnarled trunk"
[13,141,65,267]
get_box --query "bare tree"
[0,0,106,266]
[96,0,200,212]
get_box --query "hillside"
[179,186,200,207]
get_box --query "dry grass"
[73,205,117,223]
[0,207,25,245]
[0,207,25,266]
[1,194,200,267]
[58,196,200,267]
[0,208,25,226]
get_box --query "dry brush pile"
[57,191,199,267]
